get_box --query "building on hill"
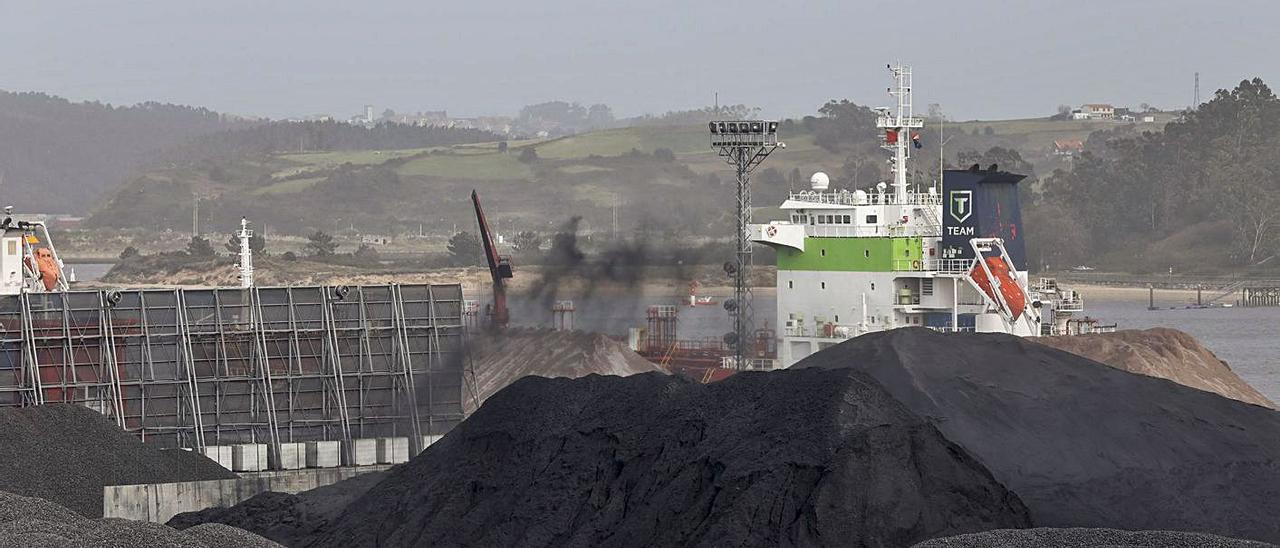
[1052,139,1085,158]
[1081,103,1115,119]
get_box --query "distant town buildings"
[1066,103,1160,124]
[327,106,513,134]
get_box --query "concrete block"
[420,434,444,453]
[275,442,306,470]
[231,443,267,472]
[201,445,234,470]
[305,441,341,468]
[376,437,410,464]
[350,438,377,466]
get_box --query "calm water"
[67,263,114,282]
[510,291,1280,404]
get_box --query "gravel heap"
[0,489,280,548]
[1039,327,1274,408]
[298,369,1031,547]
[912,527,1277,548]
[796,328,1280,544]
[464,328,664,412]
[0,404,236,517]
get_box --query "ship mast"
[237,217,254,288]
[877,63,923,204]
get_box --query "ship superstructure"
[752,64,1098,367]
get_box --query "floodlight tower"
[709,120,782,369]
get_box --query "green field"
[252,176,325,195]
[397,152,535,180]
[533,125,711,159]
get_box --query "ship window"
[788,281,793,289]
[843,215,851,224]
[871,282,876,290]
[820,249,826,257]
[864,249,870,258]
[821,282,826,289]
[866,214,878,224]
[904,248,910,257]
[835,315,839,322]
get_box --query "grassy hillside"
[85,114,1137,251]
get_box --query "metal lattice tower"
[709,121,781,369]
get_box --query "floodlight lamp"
[768,122,778,133]
[752,122,763,133]
[709,122,718,134]
[728,122,738,133]
[718,122,726,133]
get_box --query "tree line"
[1029,78,1280,270]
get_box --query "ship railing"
[1055,297,1085,313]
[807,225,906,238]
[720,357,779,371]
[926,326,976,333]
[787,190,942,207]
[893,258,973,273]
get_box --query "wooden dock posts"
[1240,286,1280,307]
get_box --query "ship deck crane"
[472,189,512,329]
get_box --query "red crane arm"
[472,189,502,282]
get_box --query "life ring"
[911,259,922,270]
[766,225,778,237]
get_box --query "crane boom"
[471,190,512,329]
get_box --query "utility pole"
[192,198,199,236]
[1193,72,1200,108]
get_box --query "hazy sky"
[1,0,1273,121]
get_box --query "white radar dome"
[809,172,830,190]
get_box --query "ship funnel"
[809,172,830,190]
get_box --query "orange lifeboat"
[969,255,1026,320]
[34,248,61,291]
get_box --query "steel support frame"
[0,284,465,469]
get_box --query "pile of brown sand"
[464,328,664,412]
[1039,328,1274,408]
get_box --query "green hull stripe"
[775,237,921,272]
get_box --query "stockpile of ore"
[222,370,1030,547]
[797,328,1280,544]
[912,527,1275,548]
[464,328,664,412]
[0,404,236,518]
[0,489,280,548]
[168,470,388,547]
[1039,327,1275,408]
[172,327,1280,547]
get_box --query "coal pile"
[796,328,1280,543]
[464,328,664,412]
[168,470,388,546]
[300,369,1030,547]
[912,527,1276,548]
[0,404,235,518]
[0,489,280,548]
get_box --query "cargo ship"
[750,64,1109,367]
[0,214,466,469]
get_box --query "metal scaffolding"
[0,283,465,461]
